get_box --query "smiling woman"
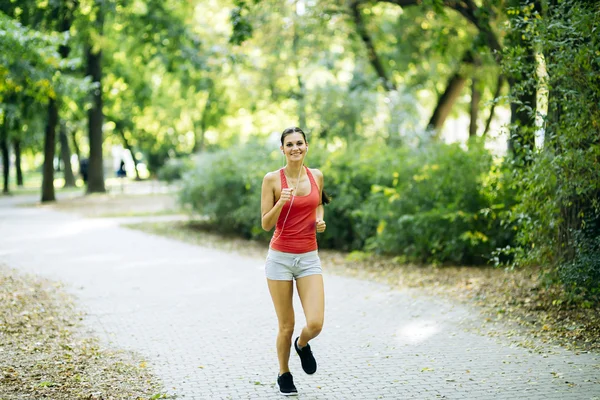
[260,126,331,396]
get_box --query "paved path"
[1,197,599,399]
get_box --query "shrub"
[179,143,279,240]
[356,141,515,264]
[157,158,194,183]
[179,139,515,265]
[501,1,600,299]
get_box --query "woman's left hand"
[316,218,326,233]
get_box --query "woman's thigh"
[296,274,324,325]
[267,279,295,328]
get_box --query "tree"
[1,1,83,201]
[504,0,600,298]
[0,11,62,195]
[83,0,106,194]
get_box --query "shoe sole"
[277,386,298,396]
[279,391,298,396]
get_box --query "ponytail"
[321,190,331,205]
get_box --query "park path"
[0,195,599,399]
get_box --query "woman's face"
[281,132,307,162]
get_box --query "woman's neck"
[284,162,304,179]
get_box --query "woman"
[260,126,329,396]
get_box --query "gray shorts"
[265,248,322,281]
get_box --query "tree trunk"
[427,74,467,132]
[507,75,536,158]
[469,78,481,138]
[117,127,141,180]
[85,4,106,194]
[193,94,210,153]
[196,122,206,153]
[71,129,81,160]
[296,73,307,129]
[292,4,307,129]
[56,142,61,172]
[427,50,474,132]
[41,98,58,202]
[59,122,76,187]
[1,122,9,194]
[13,139,23,186]
[482,75,504,137]
[506,0,540,160]
[350,1,396,91]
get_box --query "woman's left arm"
[314,169,326,233]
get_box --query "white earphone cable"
[270,148,307,246]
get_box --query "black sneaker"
[277,372,298,396]
[294,336,317,374]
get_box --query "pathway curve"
[0,197,598,399]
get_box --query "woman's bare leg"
[267,279,295,374]
[296,274,324,346]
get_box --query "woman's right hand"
[278,188,294,206]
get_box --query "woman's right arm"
[261,173,291,231]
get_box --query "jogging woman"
[260,126,329,396]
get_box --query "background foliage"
[1,0,598,302]
[179,139,516,266]
[501,2,600,299]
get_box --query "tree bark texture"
[71,129,81,161]
[117,127,141,180]
[506,0,541,159]
[427,74,467,132]
[1,122,9,193]
[427,49,474,132]
[13,139,23,186]
[41,98,58,202]
[469,78,481,138]
[482,75,504,137]
[59,122,76,187]
[85,4,106,194]
[193,88,216,153]
[194,122,206,154]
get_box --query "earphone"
[271,145,308,245]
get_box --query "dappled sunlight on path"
[396,320,441,345]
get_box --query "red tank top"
[270,167,320,253]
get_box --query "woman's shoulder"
[309,168,323,179]
[263,169,281,183]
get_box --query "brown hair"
[280,126,307,145]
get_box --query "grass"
[128,220,600,353]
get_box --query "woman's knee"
[307,319,323,335]
[278,322,295,338]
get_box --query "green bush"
[353,141,514,264]
[557,221,600,300]
[179,143,279,240]
[157,158,194,183]
[180,139,515,265]
[316,143,406,251]
[501,1,600,299]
